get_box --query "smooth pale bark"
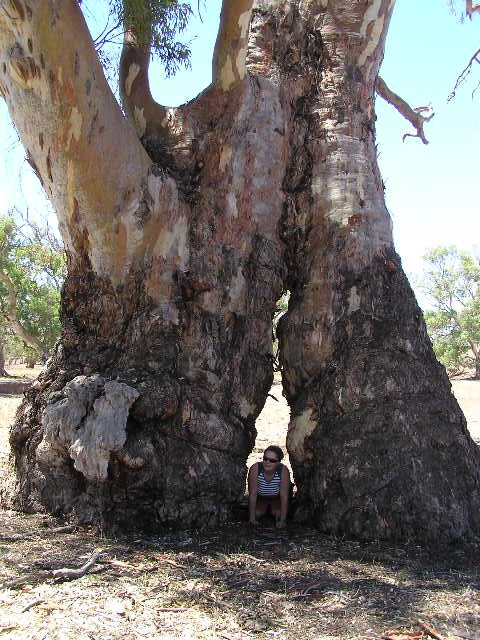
[1,0,480,541]
[213,0,253,90]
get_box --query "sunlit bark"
[119,23,168,138]
[213,0,253,90]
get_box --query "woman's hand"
[276,518,286,529]
[249,518,259,526]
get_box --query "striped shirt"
[257,463,282,497]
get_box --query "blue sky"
[0,0,478,295]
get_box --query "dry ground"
[0,367,479,639]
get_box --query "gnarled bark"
[1,0,480,541]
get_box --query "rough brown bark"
[1,0,480,541]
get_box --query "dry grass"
[0,374,479,639]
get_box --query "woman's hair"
[264,445,284,461]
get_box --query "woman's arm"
[277,466,291,528]
[247,462,259,524]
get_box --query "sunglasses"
[263,456,279,463]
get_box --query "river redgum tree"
[1,0,479,541]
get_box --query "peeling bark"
[2,0,480,542]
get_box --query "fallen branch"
[98,558,144,572]
[381,633,423,640]
[2,549,105,589]
[0,524,75,542]
[418,620,444,640]
[19,599,44,613]
[51,549,104,580]
[376,76,433,144]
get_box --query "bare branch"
[448,47,480,101]
[376,76,434,144]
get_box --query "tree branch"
[376,76,434,144]
[213,0,253,91]
[0,0,151,282]
[0,269,47,357]
[120,29,168,138]
[466,1,480,18]
[448,47,480,101]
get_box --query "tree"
[1,0,480,542]
[0,214,64,362]
[420,247,480,379]
[0,327,7,376]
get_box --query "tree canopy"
[0,213,64,360]
[420,246,480,378]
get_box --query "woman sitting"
[248,445,291,528]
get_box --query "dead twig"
[98,558,144,572]
[0,524,75,542]
[418,620,445,640]
[448,47,480,101]
[19,599,44,613]
[267,393,279,402]
[381,632,423,640]
[158,557,190,570]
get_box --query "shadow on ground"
[0,509,479,639]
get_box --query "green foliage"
[420,246,480,378]
[120,0,193,76]
[91,0,194,78]
[0,214,65,358]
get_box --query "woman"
[248,445,291,528]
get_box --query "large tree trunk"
[1,0,480,541]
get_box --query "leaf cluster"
[100,0,193,77]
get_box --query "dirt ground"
[0,367,480,639]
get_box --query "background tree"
[420,246,480,379]
[0,324,7,376]
[0,213,64,363]
[1,0,479,542]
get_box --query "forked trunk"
[1,0,479,541]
